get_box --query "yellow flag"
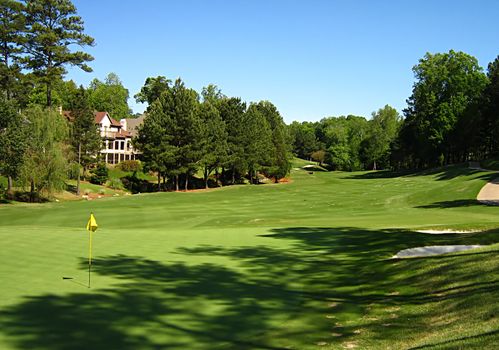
[86,213,98,232]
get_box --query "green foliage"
[106,177,123,190]
[477,56,499,157]
[0,0,25,100]
[310,149,326,164]
[317,115,369,171]
[243,104,273,183]
[89,163,108,185]
[217,97,247,183]
[69,86,101,169]
[19,105,68,196]
[0,97,27,192]
[198,97,228,188]
[88,73,131,118]
[134,76,171,108]
[361,105,402,170]
[117,160,142,173]
[288,121,320,159]
[253,101,292,182]
[21,0,94,106]
[135,78,202,190]
[401,50,488,167]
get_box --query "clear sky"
[66,0,499,123]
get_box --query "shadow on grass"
[0,227,498,349]
[416,199,486,209]
[346,165,498,183]
[408,329,499,349]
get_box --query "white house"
[94,112,138,164]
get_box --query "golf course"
[0,160,498,349]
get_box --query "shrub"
[106,178,123,190]
[117,160,142,173]
[90,163,108,185]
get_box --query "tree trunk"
[175,175,179,192]
[30,180,35,203]
[204,167,209,189]
[232,168,235,185]
[47,83,52,107]
[7,176,13,195]
[162,175,166,190]
[157,173,161,192]
[77,143,81,195]
[215,167,220,187]
[373,160,377,171]
[185,174,189,191]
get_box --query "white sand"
[393,245,482,258]
[477,178,499,205]
[416,229,482,234]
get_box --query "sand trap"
[416,229,482,234]
[477,178,499,205]
[393,245,482,258]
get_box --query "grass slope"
[0,163,498,349]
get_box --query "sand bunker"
[393,245,482,258]
[477,178,499,205]
[416,229,482,234]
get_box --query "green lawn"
[0,162,498,349]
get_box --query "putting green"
[0,163,498,349]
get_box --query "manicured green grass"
[0,163,498,349]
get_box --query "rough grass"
[0,162,498,349]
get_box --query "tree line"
[134,78,292,191]
[289,50,499,171]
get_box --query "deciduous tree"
[88,73,131,118]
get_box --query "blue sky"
[66,0,499,123]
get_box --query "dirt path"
[469,162,499,205]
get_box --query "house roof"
[94,111,122,127]
[125,114,145,137]
[115,128,131,139]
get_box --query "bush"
[117,160,142,172]
[106,177,123,190]
[90,163,108,185]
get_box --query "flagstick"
[88,230,92,288]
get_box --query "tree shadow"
[345,169,416,180]
[415,199,486,209]
[345,166,498,182]
[0,227,498,349]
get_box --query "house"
[62,109,143,165]
[95,112,140,164]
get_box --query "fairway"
[0,164,498,349]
